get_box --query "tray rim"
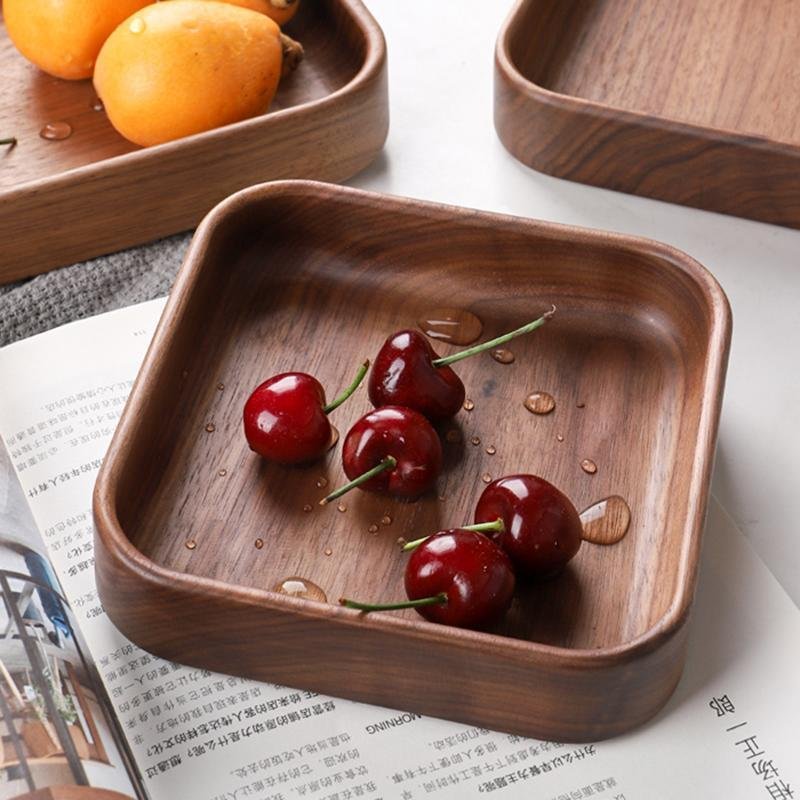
[93,179,732,673]
[494,0,800,158]
[0,0,387,199]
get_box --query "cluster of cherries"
[243,305,583,630]
[343,474,583,629]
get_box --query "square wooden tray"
[93,180,731,742]
[494,0,800,229]
[0,1,387,284]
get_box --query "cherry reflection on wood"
[495,0,800,229]
[93,181,731,742]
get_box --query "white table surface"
[350,1,800,605]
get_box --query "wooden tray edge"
[493,0,800,228]
[2,0,387,200]
[0,0,389,284]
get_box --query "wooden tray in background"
[93,181,731,742]
[494,0,800,229]
[0,1,387,284]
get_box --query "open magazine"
[0,299,797,800]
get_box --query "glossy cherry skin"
[405,530,515,629]
[474,474,582,578]
[243,373,331,464]
[342,405,442,498]
[368,330,465,421]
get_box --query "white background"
[351,0,800,605]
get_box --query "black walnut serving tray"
[0,0,388,283]
[94,181,731,742]
[495,0,800,229]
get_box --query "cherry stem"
[400,518,504,552]
[320,456,397,506]
[323,359,369,414]
[432,305,556,368]
[339,592,448,613]
[0,137,17,147]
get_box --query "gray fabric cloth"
[0,233,192,347]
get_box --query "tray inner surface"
[510,0,800,146]
[0,1,364,189]
[115,197,715,655]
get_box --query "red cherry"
[405,530,515,627]
[368,308,556,421]
[474,474,582,578]
[244,373,329,464]
[321,406,442,503]
[368,330,465,420]
[339,529,515,629]
[243,361,368,465]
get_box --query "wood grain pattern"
[0,0,387,284]
[494,0,800,228]
[93,181,731,742]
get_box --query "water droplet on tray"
[185,539,197,550]
[337,503,347,513]
[218,468,227,477]
[580,496,631,545]
[380,515,392,526]
[471,436,481,446]
[316,476,329,489]
[39,121,72,141]
[580,458,598,475]
[491,348,515,364]
[418,308,483,345]
[485,445,496,455]
[523,391,556,415]
[254,538,264,550]
[368,524,379,534]
[275,577,327,603]
[91,97,104,112]
[556,434,564,443]
[205,423,216,433]
[324,547,333,556]
[463,399,475,412]
[328,426,339,451]
[481,473,492,484]
[216,382,225,391]
[302,504,313,513]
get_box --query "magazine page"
[0,446,142,799]
[0,301,797,800]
